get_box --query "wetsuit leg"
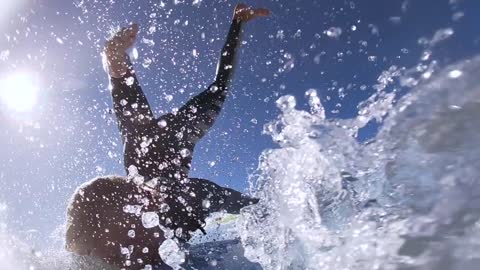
[169,19,243,144]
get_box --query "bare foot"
[233,3,270,22]
[104,24,139,78]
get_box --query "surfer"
[65,3,269,269]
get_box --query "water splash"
[1,56,479,270]
[240,56,480,270]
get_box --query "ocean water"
[1,0,479,269]
[1,55,479,270]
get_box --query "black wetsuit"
[109,19,256,238]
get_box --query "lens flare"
[0,71,40,113]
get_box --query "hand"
[233,3,270,22]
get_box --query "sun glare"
[0,71,40,113]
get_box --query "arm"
[169,4,270,142]
[214,3,270,87]
[214,16,243,89]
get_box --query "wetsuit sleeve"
[214,18,243,88]
[110,61,155,140]
[167,19,244,143]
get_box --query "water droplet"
[148,25,157,34]
[0,50,10,61]
[389,16,402,24]
[448,69,462,79]
[125,76,135,86]
[141,38,155,47]
[276,95,296,111]
[132,175,145,185]
[175,227,183,237]
[430,28,454,46]
[123,204,143,215]
[421,50,432,61]
[305,89,325,118]
[202,199,211,209]
[193,0,203,6]
[131,47,139,60]
[142,212,160,228]
[283,60,295,72]
[452,12,464,21]
[422,71,433,79]
[448,105,461,110]
[276,30,285,39]
[293,29,302,38]
[121,247,130,255]
[158,119,167,128]
[209,85,219,93]
[158,239,185,268]
[369,24,379,35]
[180,148,191,158]
[325,27,342,38]
[143,58,153,68]
[159,203,170,213]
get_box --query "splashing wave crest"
[240,56,480,270]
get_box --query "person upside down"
[64,3,270,269]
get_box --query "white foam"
[240,56,480,270]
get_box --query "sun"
[0,71,40,113]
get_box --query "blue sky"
[0,0,479,246]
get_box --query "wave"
[240,56,480,270]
